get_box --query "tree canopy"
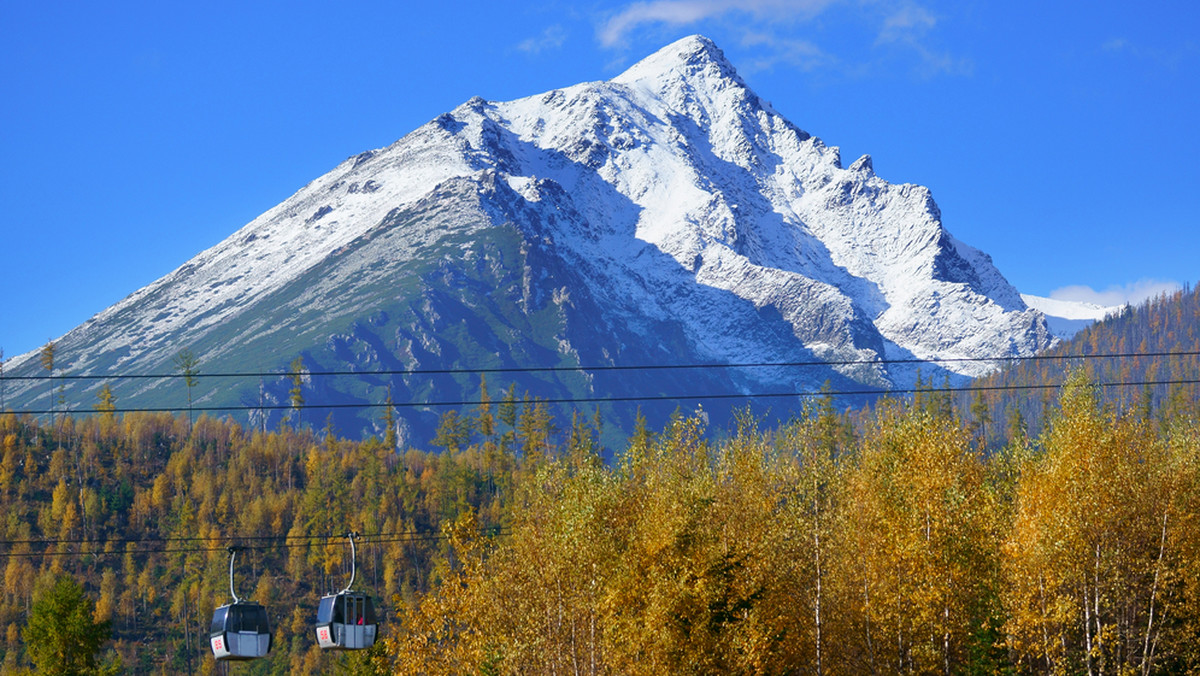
[24,574,118,675]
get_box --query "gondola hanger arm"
[339,532,359,595]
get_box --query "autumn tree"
[834,400,999,675]
[39,340,57,426]
[773,396,847,675]
[93,382,116,424]
[1002,372,1187,674]
[515,396,554,462]
[382,385,397,450]
[1152,415,1200,671]
[385,510,496,673]
[467,452,618,674]
[431,410,472,453]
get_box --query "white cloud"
[518,25,568,54]
[1099,36,1197,71]
[597,0,836,48]
[1049,279,1182,307]
[874,4,971,76]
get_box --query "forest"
[2,287,1199,674]
[0,370,1197,674]
[968,284,1200,443]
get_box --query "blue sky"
[3,0,1197,359]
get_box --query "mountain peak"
[613,34,744,90]
[1,35,1053,444]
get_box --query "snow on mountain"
[4,35,1053,441]
[1020,294,1124,339]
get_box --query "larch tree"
[93,382,116,424]
[382,385,397,451]
[39,340,56,427]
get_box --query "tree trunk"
[1141,511,1169,676]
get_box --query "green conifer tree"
[172,348,200,430]
[24,574,119,675]
[288,355,305,429]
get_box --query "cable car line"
[0,529,510,560]
[0,534,456,558]
[0,528,455,546]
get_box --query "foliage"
[0,401,522,673]
[1,369,1200,674]
[24,574,119,675]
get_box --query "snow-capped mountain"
[1020,294,1124,340]
[5,35,1053,443]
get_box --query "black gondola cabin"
[315,592,376,650]
[210,601,272,661]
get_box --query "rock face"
[5,35,1052,444]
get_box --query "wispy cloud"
[875,4,971,76]
[876,4,937,46]
[738,30,831,73]
[1050,279,1182,307]
[1099,36,1198,71]
[518,25,568,54]
[1102,37,1131,52]
[596,0,967,76]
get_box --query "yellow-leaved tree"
[1002,371,1179,674]
[833,400,999,675]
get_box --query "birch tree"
[1002,372,1178,674]
[835,401,997,675]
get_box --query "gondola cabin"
[315,592,376,650]
[210,601,272,661]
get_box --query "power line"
[6,377,1200,417]
[3,349,1198,382]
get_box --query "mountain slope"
[966,284,1198,445]
[4,36,1052,443]
[1021,293,1124,340]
